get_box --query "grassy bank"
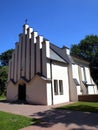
[0,111,38,130]
[57,102,98,113]
[0,94,6,100]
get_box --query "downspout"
[50,59,53,105]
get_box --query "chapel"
[7,24,98,105]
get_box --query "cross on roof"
[25,19,28,24]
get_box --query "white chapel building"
[7,24,98,105]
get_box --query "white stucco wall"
[72,65,80,83]
[85,67,98,93]
[90,79,98,94]
[51,62,69,104]
[46,83,52,105]
[72,64,82,95]
[85,67,91,83]
[87,78,98,94]
[7,82,18,101]
[26,76,47,105]
[47,62,51,78]
[81,67,85,81]
[88,86,93,94]
[82,67,98,94]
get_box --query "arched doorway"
[18,84,26,101]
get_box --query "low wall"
[78,95,98,102]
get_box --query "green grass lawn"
[57,102,98,113]
[0,111,38,130]
[0,94,6,100]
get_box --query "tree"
[0,49,14,95]
[71,35,98,86]
[0,66,8,95]
[0,49,14,66]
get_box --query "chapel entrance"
[18,84,26,101]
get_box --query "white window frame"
[59,80,63,95]
[54,79,64,95]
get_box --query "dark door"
[18,84,26,101]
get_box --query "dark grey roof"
[50,49,65,63]
[36,73,51,82]
[50,43,75,64]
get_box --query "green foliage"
[0,49,13,95]
[0,49,14,66]
[0,66,8,95]
[0,111,36,130]
[71,35,98,86]
[71,35,98,61]
[57,102,98,113]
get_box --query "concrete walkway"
[0,100,98,130]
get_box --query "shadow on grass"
[31,108,98,129]
[0,99,29,105]
[0,99,8,103]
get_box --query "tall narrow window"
[54,80,58,95]
[59,80,63,95]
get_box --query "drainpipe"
[50,59,53,105]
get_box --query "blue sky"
[0,0,98,54]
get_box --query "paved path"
[0,100,98,130]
